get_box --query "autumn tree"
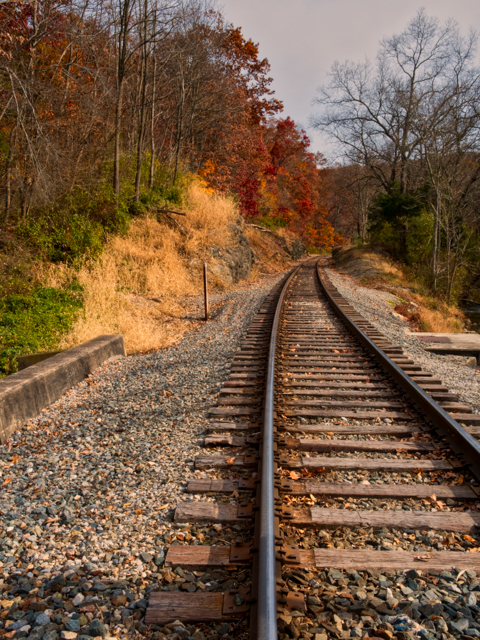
[0,0,118,220]
[0,0,340,259]
[320,164,375,241]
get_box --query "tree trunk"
[113,0,133,198]
[113,78,124,197]
[432,210,439,290]
[3,126,15,222]
[447,256,458,304]
[149,56,157,189]
[134,50,148,202]
[173,74,185,184]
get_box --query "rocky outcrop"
[209,224,253,285]
[286,236,308,260]
[247,224,307,259]
[208,223,307,285]
[225,224,254,280]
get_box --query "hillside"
[331,245,467,333]
[0,185,306,377]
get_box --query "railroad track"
[146,259,480,640]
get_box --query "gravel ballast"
[280,264,480,640]
[0,274,283,640]
[3,260,480,640]
[326,265,480,413]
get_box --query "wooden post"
[203,262,209,321]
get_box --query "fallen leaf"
[225,457,235,465]
[289,471,301,480]
[2,478,12,486]
[464,534,477,543]
[414,554,432,562]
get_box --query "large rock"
[286,237,308,260]
[209,224,253,285]
[224,224,253,281]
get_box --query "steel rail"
[258,264,302,640]
[316,260,480,478]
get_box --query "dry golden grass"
[334,245,402,283]
[56,254,190,354]
[409,295,465,333]
[46,183,239,354]
[332,244,466,333]
[181,183,237,255]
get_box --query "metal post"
[203,262,209,321]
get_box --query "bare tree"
[414,35,480,288]
[312,9,480,296]
[105,0,178,197]
[311,10,474,195]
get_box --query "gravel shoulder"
[0,273,283,640]
[326,264,480,414]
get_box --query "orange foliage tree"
[0,2,340,253]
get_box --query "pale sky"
[219,0,480,159]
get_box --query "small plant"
[257,216,287,230]
[0,286,83,377]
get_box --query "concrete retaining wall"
[0,335,125,442]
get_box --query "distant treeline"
[314,10,480,303]
[0,0,339,274]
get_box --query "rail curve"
[146,258,480,640]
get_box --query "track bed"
[147,260,480,640]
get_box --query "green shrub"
[405,211,433,267]
[17,183,131,264]
[0,286,83,377]
[257,216,287,230]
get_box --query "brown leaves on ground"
[300,467,327,477]
[414,554,432,562]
